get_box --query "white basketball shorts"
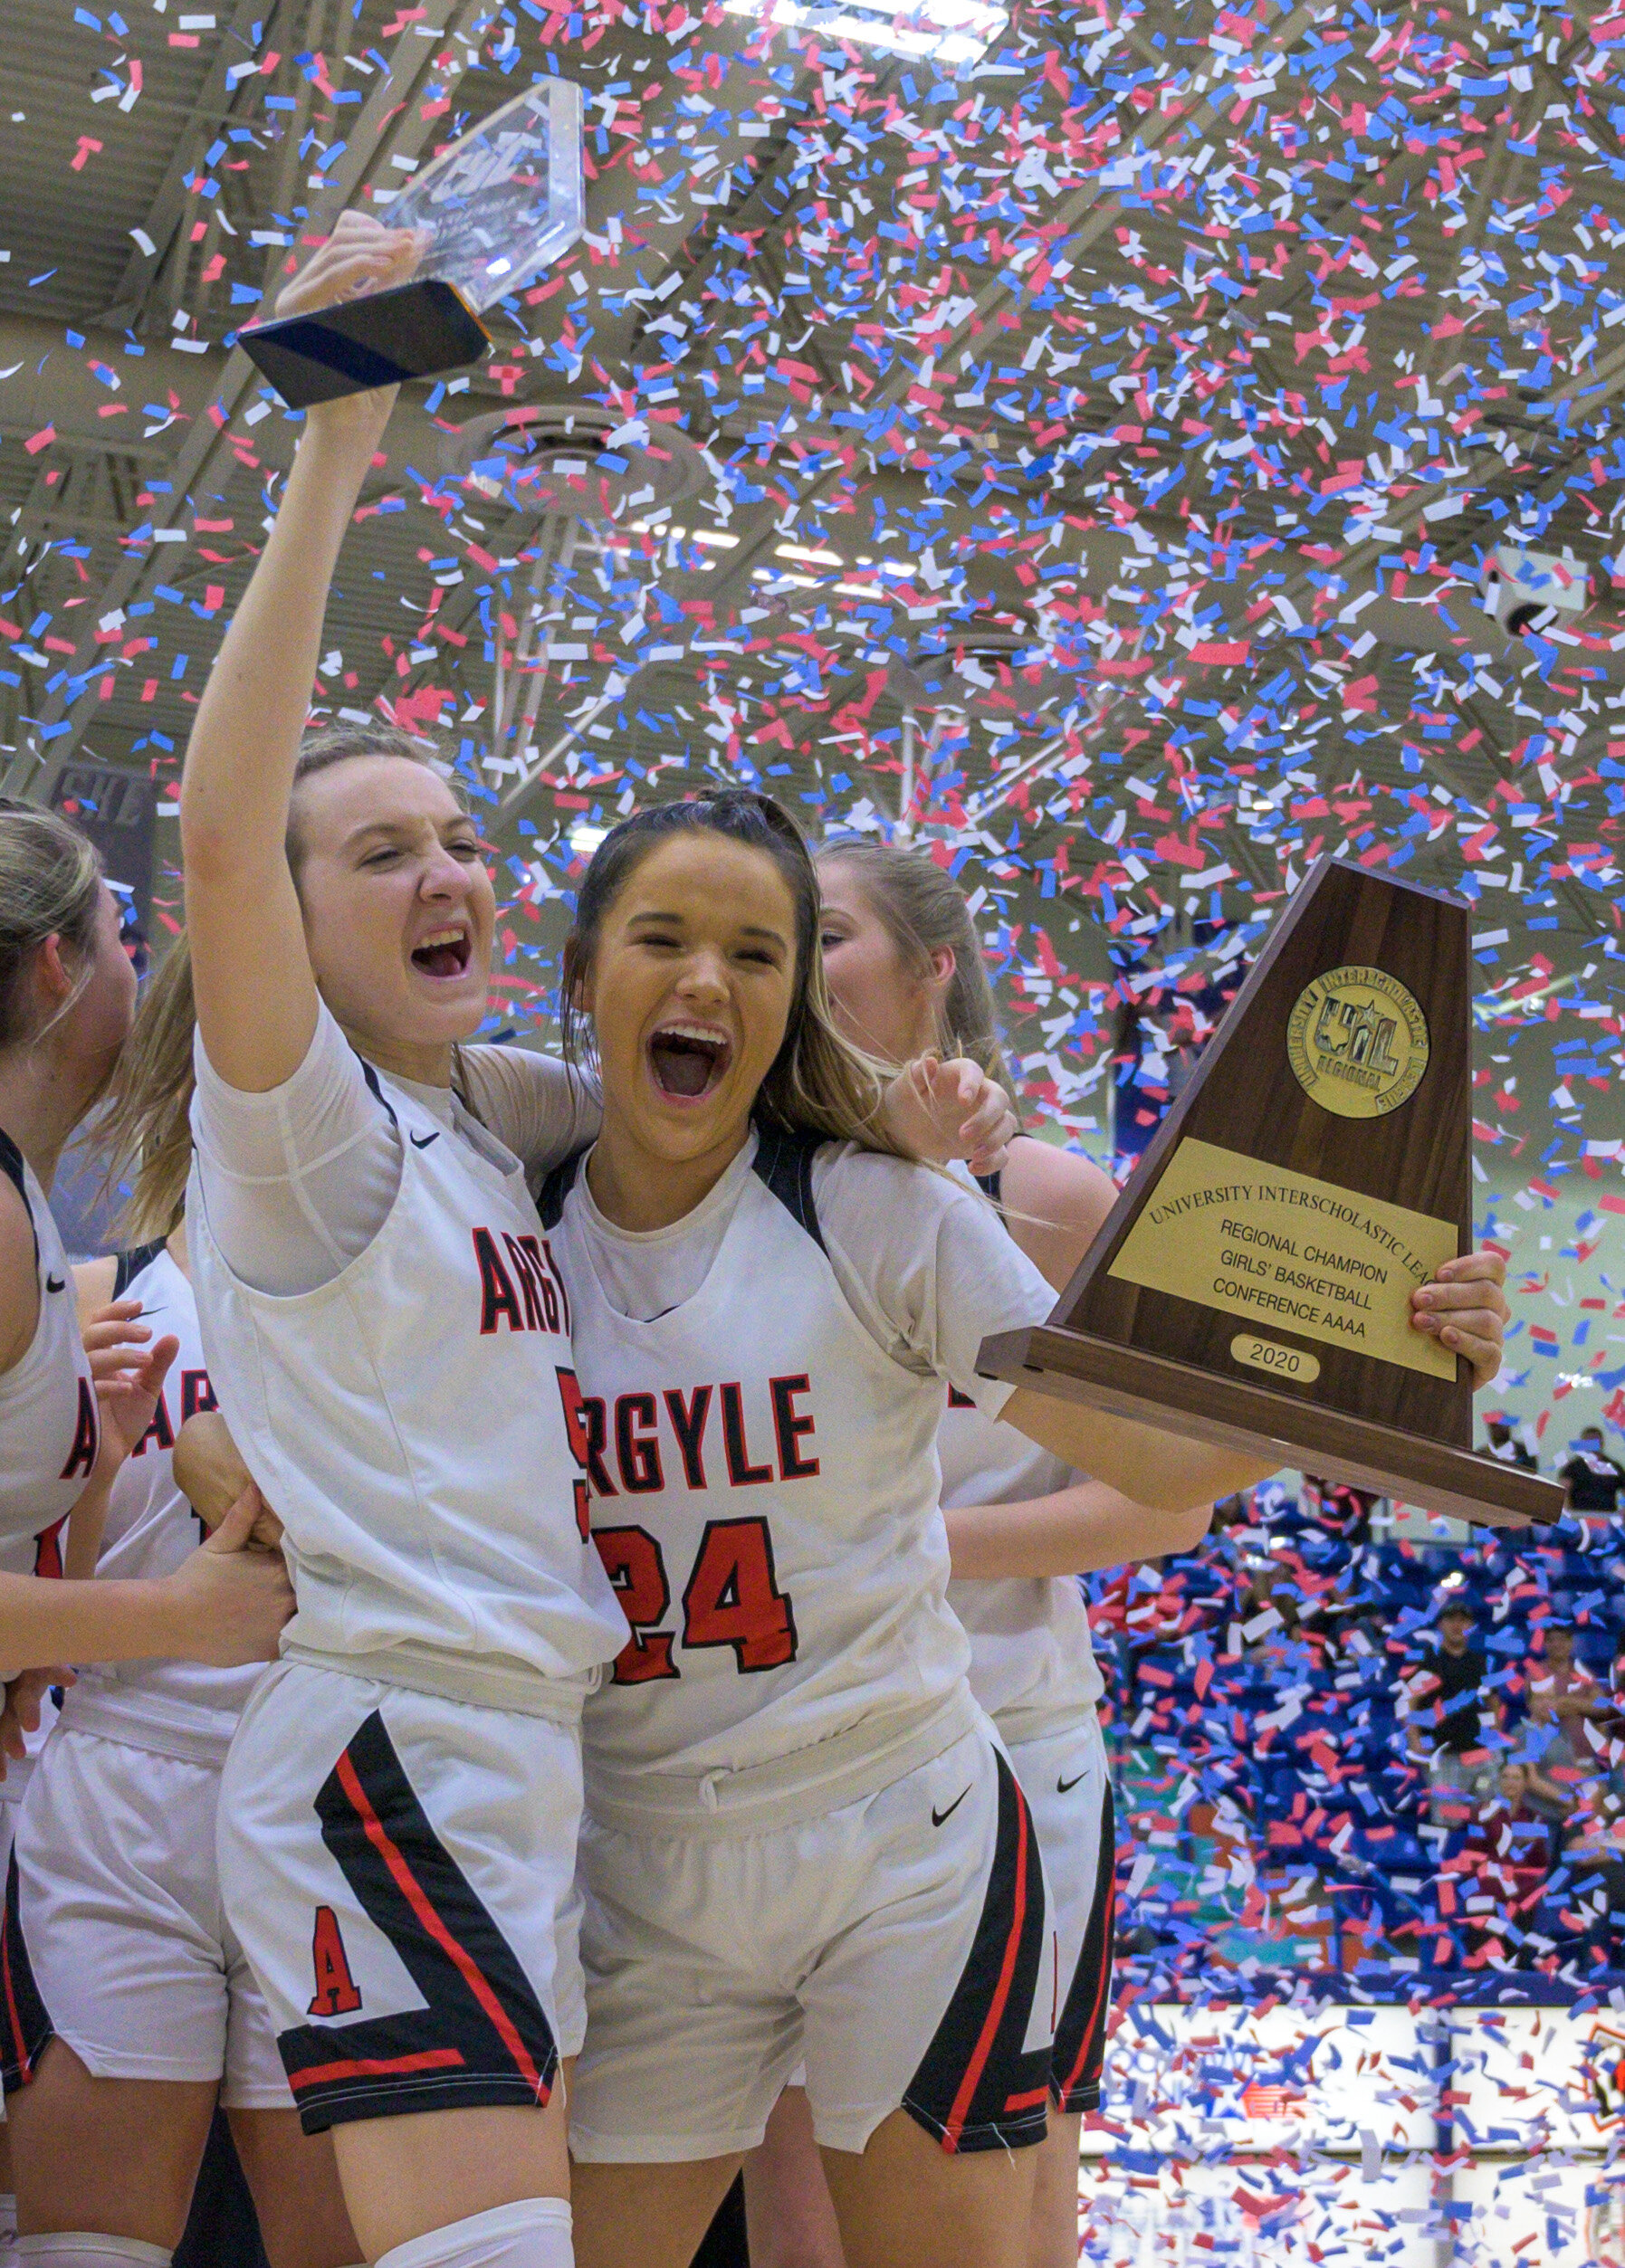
[569,1722,1055,2163]
[1006,1711,1114,2115]
[215,1660,586,2136]
[0,1725,288,2106]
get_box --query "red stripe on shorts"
[1,1922,31,2081]
[333,1748,545,2095]
[289,2045,466,2091]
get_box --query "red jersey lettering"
[594,1526,678,1682]
[308,1906,363,2016]
[719,1382,772,1487]
[769,1374,818,1480]
[614,1393,664,1494]
[58,1377,99,1482]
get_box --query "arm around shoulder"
[999,1136,1118,1292]
[456,1043,602,1174]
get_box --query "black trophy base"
[239,279,491,409]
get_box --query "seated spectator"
[1565,1783,1625,1864]
[1451,1765,1556,1951]
[1552,1786,1625,1966]
[1483,1415,1537,1471]
[1511,1700,1585,1821]
[1405,1597,1494,1821]
[1478,1762,1561,1860]
[1528,1621,1603,1745]
[1240,1549,1336,1679]
[1560,1425,1625,1512]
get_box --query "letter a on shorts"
[309,1906,363,2016]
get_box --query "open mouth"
[647,1022,731,1100]
[410,926,472,980]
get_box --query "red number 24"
[593,1517,798,1684]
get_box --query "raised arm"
[179,215,421,1093]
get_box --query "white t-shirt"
[188,1005,597,1296]
[939,1164,1104,1739]
[186,1009,626,1705]
[548,1129,1056,1800]
[941,1395,1105,1738]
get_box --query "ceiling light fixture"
[725,0,1008,70]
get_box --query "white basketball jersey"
[547,1129,973,1786]
[0,1129,100,1577]
[59,1242,262,1764]
[187,1061,627,1707]
[940,1392,1104,1735]
[938,1158,1103,1736]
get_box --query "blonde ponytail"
[95,934,196,1244]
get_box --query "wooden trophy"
[979,856,1563,1529]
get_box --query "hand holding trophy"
[979,859,1564,1530]
[242,79,584,410]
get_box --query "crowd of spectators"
[1094,1418,1625,1990]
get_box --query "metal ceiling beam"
[98,0,287,331]
[7,0,499,802]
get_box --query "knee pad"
[377,2197,572,2268]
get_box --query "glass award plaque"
[241,78,585,411]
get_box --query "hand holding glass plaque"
[242,78,585,411]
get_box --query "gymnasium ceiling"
[0,0,1620,1163]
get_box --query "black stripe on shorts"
[1050,1776,1114,2114]
[0,1846,53,2092]
[903,1746,1051,2155]
[275,1711,559,2135]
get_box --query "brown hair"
[285,724,464,883]
[560,789,908,1154]
[95,931,196,1244]
[815,838,1018,1105]
[0,799,105,1053]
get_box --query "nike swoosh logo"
[44,1274,65,1293]
[1056,1770,1088,1795]
[409,1130,441,1149]
[932,1787,970,1828]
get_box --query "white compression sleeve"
[16,2242,171,2268]
[377,2199,572,2268]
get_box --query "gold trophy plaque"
[979,857,1563,1529]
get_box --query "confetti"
[7,2,1625,2244]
